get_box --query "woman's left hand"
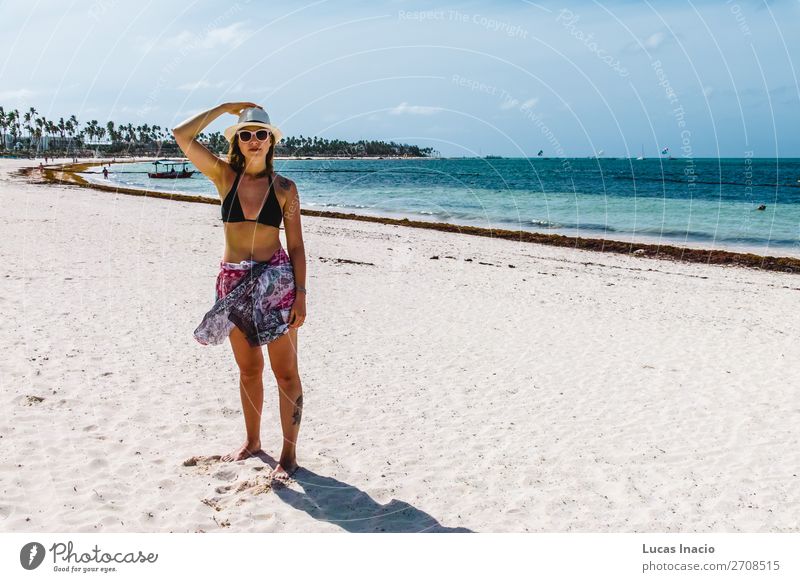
[288,295,306,328]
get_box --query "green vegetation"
[0,105,436,158]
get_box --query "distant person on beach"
[39,162,43,172]
[102,167,109,179]
[173,102,307,486]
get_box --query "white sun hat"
[223,106,283,144]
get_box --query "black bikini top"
[221,170,283,228]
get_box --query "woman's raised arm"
[172,102,258,186]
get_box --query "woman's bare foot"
[221,440,262,462]
[270,459,299,486]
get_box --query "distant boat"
[636,144,645,160]
[484,155,503,159]
[148,159,194,179]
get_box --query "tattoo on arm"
[279,176,292,189]
[292,394,303,425]
[284,182,300,218]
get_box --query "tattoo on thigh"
[292,394,303,425]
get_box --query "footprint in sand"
[17,395,45,406]
[182,455,221,473]
[211,469,237,482]
[231,473,273,495]
[197,467,275,514]
[201,497,222,511]
[184,456,282,522]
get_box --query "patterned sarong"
[194,247,296,347]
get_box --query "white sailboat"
[636,144,645,160]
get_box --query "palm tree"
[137,123,150,143]
[46,120,57,144]
[85,120,100,143]
[30,107,40,148]
[8,109,20,145]
[23,110,32,141]
[106,120,117,143]
[68,115,79,138]
[0,106,7,150]
[65,119,75,142]
[34,116,45,151]
[33,125,43,149]
[124,123,135,144]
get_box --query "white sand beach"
[1,157,799,533]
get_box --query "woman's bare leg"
[267,326,303,482]
[222,325,265,462]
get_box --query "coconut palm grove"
[0,105,437,158]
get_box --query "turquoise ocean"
[84,157,800,257]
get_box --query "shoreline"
[22,158,800,275]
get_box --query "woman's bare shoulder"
[275,172,296,194]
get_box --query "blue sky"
[1,0,798,157]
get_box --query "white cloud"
[622,30,679,54]
[118,104,158,116]
[643,32,666,49]
[0,88,38,101]
[202,22,250,49]
[520,98,538,110]
[165,30,195,49]
[135,36,157,54]
[151,22,252,53]
[500,98,519,110]
[184,22,250,50]
[177,80,227,90]
[388,101,441,115]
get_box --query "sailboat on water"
[636,144,645,160]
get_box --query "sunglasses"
[237,129,271,142]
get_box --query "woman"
[172,102,306,485]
